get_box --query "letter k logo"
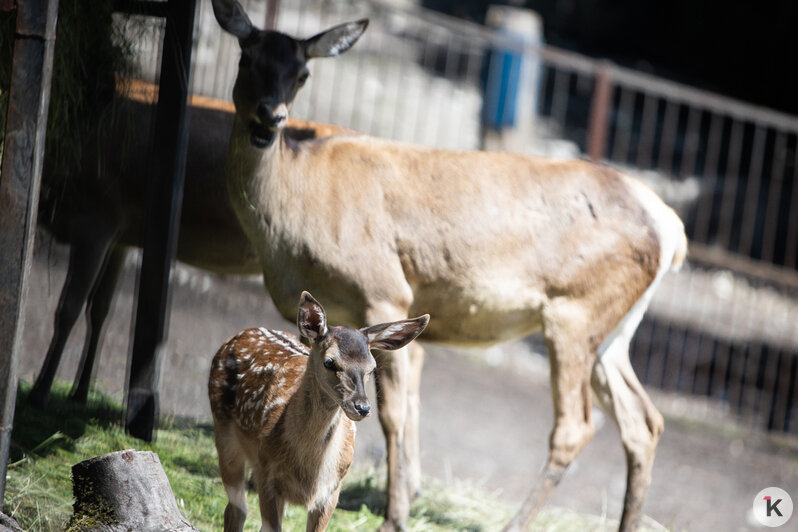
[765,496,783,517]
[754,487,792,527]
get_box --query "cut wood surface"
[68,450,197,532]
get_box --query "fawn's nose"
[354,403,371,417]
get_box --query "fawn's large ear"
[302,19,369,59]
[361,315,430,351]
[298,291,328,341]
[212,0,255,41]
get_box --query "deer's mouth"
[249,120,277,148]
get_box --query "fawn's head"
[297,292,429,421]
[211,0,368,148]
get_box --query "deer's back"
[209,328,308,435]
[254,135,672,342]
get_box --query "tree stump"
[68,449,198,532]
[0,512,25,532]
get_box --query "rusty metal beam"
[587,62,612,162]
[0,0,59,503]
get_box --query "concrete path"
[18,236,798,531]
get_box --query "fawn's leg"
[256,473,285,532]
[306,485,340,532]
[215,423,248,532]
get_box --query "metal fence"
[121,0,798,434]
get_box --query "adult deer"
[29,88,345,408]
[211,1,687,530]
[209,291,428,531]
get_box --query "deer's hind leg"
[30,212,120,408]
[70,246,126,404]
[505,301,597,532]
[592,331,663,531]
[254,470,285,532]
[215,421,249,532]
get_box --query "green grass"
[4,382,662,531]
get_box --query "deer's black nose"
[257,102,285,126]
[354,403,371,416]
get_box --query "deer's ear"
[360,315,429,351]
[297,292,328,341]
[302,19,368,59]
[212,0,255,41]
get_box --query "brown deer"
[28,84,347,409]
[211,1,688,530]
[208,291,429,532]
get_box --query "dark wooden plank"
[125,0,197,441]
[0,0,59,503]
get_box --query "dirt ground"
[16,235,798,531]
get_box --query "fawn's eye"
[297,70,309,86]
[323,358,336,370]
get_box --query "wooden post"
[125,0,197,441]
[587,62,613,162]
[0,0,59,503]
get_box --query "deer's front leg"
[374,344,410,531]
[404,341,425,499]
[306,486,340,532]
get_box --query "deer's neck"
[284,367,345,448]
[226,116,286,209]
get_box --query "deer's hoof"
[378,519,406,532]
[27,387,50,409]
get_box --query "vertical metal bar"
[265,0,279,29]
[550,68,569,134]
[462,42,483,148]
[737,125,768,257]
[760,132,787,262]
[436,31,460,147]
[783,143,798,268]
[784,355,798,432]
[679,106,702,179]
[0,0,60,503]
[635,94,658,169]
[125,0,197,441]
[691,113,724,242]
[366,15,389,136]
[611,87,635,165]
[657,100,679,175]
[586,62,612,162]
[772,351,792,432]
[716,120,745,249]
[415,29,438,146]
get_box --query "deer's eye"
[323,358,336,370]
[297,71,309,86]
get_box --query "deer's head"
[211,0,368,148]
[297,292,429,421]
